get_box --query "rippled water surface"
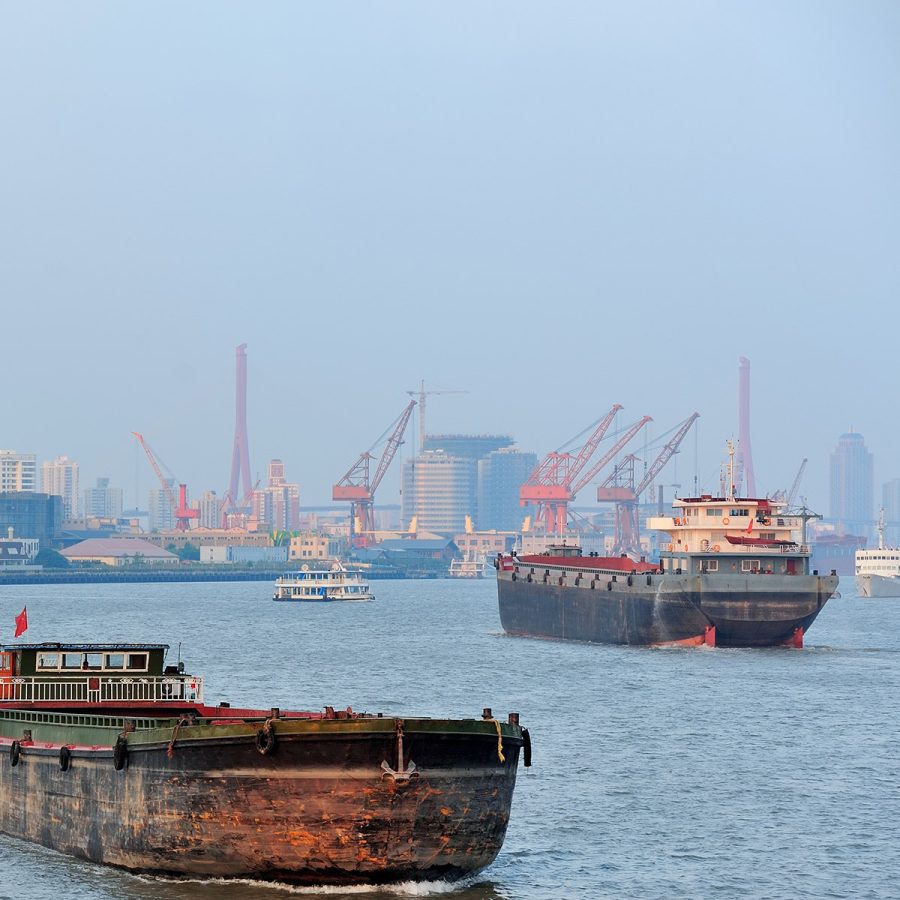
[0,577,898,899]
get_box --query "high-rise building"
[0,450,37,493]
[41,455,80,520]
[401,451,476,534]
[477,447,538,531]
[882,478,900,546]
[0,492,62,546]
[198,490,222,529]
[149,481,175,531]
[829,431,873,538]
[422,434,513,460]
[83,477,124,519]
[252,459,300,531]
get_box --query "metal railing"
[0,675,204,704]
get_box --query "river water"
[0,577,897,900]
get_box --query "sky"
[2,2,898,513]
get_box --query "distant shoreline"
[0,568,412,586]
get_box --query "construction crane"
[406,380,468,452]
[785,458,808,506]
[333,400,416,548]
[597,412,699,556]
[520,405,652,534]
[131,432,199,531]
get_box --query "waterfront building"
[401,451,476,534]
[0,492,62,546]
[41,456,80,520]
[148,482,176,531]
[477,447,537,531]
[0,528,40,568]
[83,477,124,519]
[252,459,301,531]
[829,430,874,538]
[0,450,37,493]
[197,490,222,529]
[288,531,345,562]
[60,537,178,567]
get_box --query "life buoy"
[113,736,128,771]
[667,543,674,552]
[713,544,721,553]
[10,740,20,767]
[522,728,532,768]
[59,746,71,772]
[722,517,730,525]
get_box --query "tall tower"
[228,344,253,508]
[736,356,756,497]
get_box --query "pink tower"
[229,343,253,508]
[737,356,756,497]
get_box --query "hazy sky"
[2,2,898,511]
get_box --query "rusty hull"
[0,716,524,884]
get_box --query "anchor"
[380,719,419,784]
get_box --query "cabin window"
[126,653,148,671]
[705,509,722,517]
[84,653,103,670]
[741,560,760,573]
[761,533,775,541]
[37,652,59,670]
[0,652,11,669]
[706,560,719,572]
[62,652,83,669]
[729,509,749,517]
[106,653,125,669]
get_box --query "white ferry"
[273,562,374,602]
[855,511,900,598]
[449,552,489,579]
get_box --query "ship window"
[84,653,103,670]
[106,653,125,669]
[705,509,722,517]
[741,560,760,572]
[707,560,719,572]
[62,652,83,669]
[37,652,60,670]
[126,653,148,671]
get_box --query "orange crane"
[333,400,416,548]
[597,412,699,556]
[519,405,652,534]
[131,432,200,531]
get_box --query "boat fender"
[646,574,652,586]
[256,723,277,755]
[558,576,564,586]
[113,736,128,771]
[606,581,613,591]
[59,745,71,772]
[511,573,516,582]
[527,573,533,583]
[522,728,532,768]
[713,544,720,553]
[9,740,20,767]
[627,575,633,586]
[668,543,674,552]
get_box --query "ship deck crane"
[131,432,199,531]
[597,412,700,556]
[333,400,416,548]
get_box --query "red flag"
[14,607,27,638]
[746,517,754,534]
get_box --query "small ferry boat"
[855,510,900,598]
[0,641,529,884]
[449,552,489,579]
[496,445,839,648]
[273,561,373,602]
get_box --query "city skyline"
[2,4,898,511]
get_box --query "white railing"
[0,675,204,704]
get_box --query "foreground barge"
[498,489,838,648]
[0,643,528,884]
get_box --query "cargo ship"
[496,489,839,648]
[0,642,529,885]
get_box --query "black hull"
[498,572,838,647]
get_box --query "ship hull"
[856,574,900,598]
[498,571,837,647]
[0,715,522,884]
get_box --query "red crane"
[333,400,416,548]
[597,412,699,556]
[132,432,200,531]
[520,405,651,534]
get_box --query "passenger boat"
[496,456,839,647]
[449,552,489,578]
[273,560,373,602]
[0,641,529,884]
[855,510,900,598]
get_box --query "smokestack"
[737,356,756,497]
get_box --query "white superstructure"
[855,510,900,598]
[273,561,373,602]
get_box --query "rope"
[490,719,505,763]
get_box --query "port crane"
[131,432,199,531]
[597,412,699,556]
[519,405,652,534]
[406,380,468,452]
[333,399,416,548]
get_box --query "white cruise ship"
[855,511,900,598]
[273,562,374,602]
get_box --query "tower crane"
[333,400,416,548]
[597,412,699,556]
[406,380,468,452]
[131,432,199,531]
[519,405,652,534]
